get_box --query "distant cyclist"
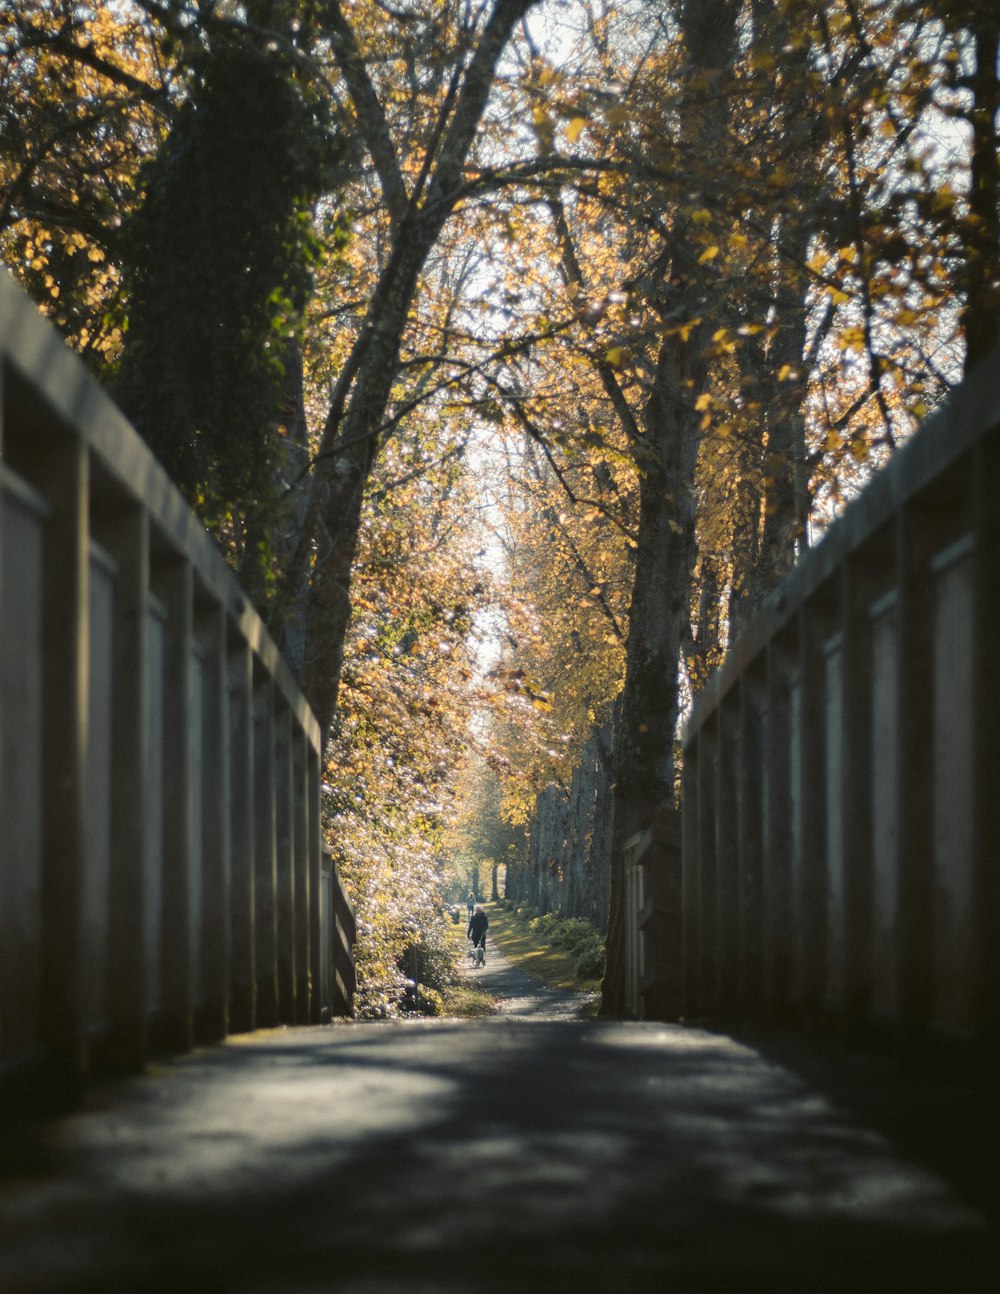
[467,904,489,964]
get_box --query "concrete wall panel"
[870,597,899,1018]
[0,479,46,1058]
[931,541,975,1033]
[83,546,115,1036]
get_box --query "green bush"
[525,911,605,981]
[529,912,561,939]
[406,984,445,1016]
[551,918,599,953]
[574,943,606,980]
[403,935,456,993]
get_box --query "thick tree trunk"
[600,0,739,1016]
[601,338,704,1014]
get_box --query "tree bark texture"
[601,0,740,1016]
[519,727,614,928]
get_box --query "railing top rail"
[684,342,1000,742]
[0,270,320,750]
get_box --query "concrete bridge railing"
[0,273,354,1106]
[665,347,1000,1060]
[625,349,1000,1062]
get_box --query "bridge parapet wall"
[0,273,354,1106]
[679,350,1000,1061]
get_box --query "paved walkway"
[455,932,598,1020]
[1,939,995,1293]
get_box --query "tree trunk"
[269,0,540,751]
[601,335,704,1013]
[601,0,740,1016]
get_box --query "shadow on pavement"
[1,1018,995,1293]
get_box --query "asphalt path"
[0,935,995,1293]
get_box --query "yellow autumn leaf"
[665,317,702,342]
[694,393,713,411]
[838,326,866,350]
[777,364,797,381]
[565,116,587,144]
[604,346,628,366]
[698,245,720,263]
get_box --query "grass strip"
[484,902,603,995]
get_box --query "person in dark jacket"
[467,904,489,958]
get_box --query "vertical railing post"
[157,559,195,1053]
[764,639,794,1024]
[228,639,255,1032]
[738,672,765,1017]
[293,731,312,1024]
[197,602,230,1042]
[40,438,89,1097]
[896,503,937,1057]
[797,600,829,1028]
[309,750,324,1021]
[680,728,700,1019]
[253,672,278,1027]
[696,721,718,1018]
[105,504,150,1070]
[840,550,878,1041]
[274,704,295,1024]
[716,702,741,1017]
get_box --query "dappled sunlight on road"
[1,1016,994,1293]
